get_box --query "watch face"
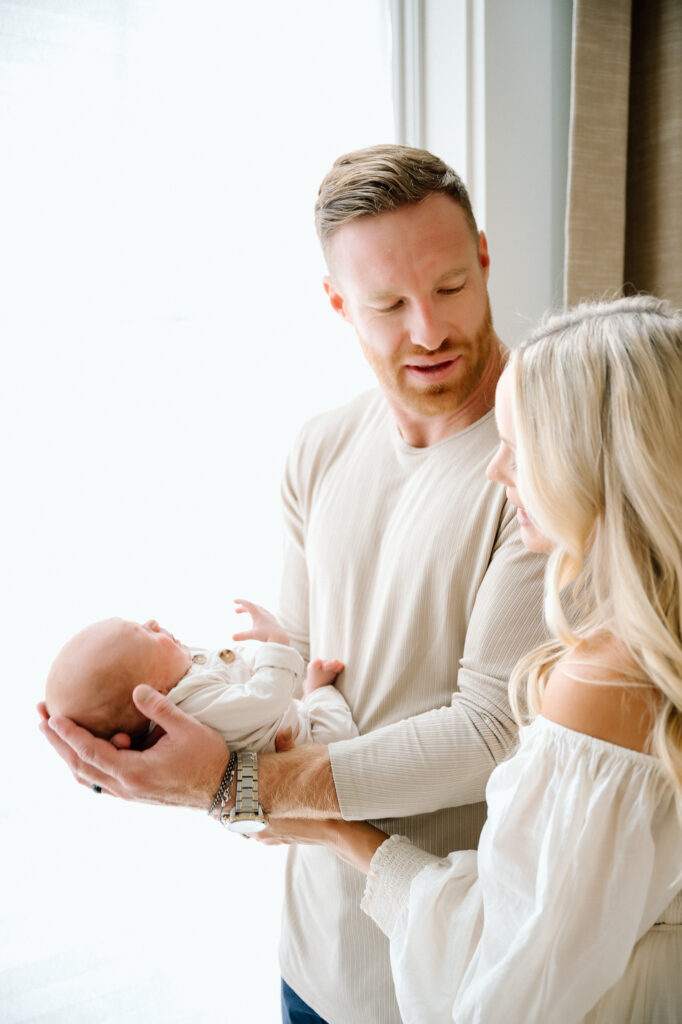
[227,816,268,835]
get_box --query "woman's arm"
[256,816,389,874]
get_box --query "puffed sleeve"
[362,717,682,1024]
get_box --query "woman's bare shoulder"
[540,635,658,753]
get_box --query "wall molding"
[390,0,425,147]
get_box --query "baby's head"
[45,618,192,743]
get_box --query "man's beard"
[360,299,495,418]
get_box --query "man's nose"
[408,301,449,351]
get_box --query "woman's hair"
[508,295,682,794]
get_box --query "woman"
[266,295,682,1022]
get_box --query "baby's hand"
[232,599,290,646]
[303,658,344,697]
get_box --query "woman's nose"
[486,446,509,485]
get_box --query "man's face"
[324,194,494,418]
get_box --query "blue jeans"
[281,979,327,1023]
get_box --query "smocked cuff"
[361,834,439,937]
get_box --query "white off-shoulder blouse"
[361,716,682,1024]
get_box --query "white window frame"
[390,0,573,346]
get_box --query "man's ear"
[478,231,490,282]
[323,276,352,323]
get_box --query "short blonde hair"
[314,144,478,260]
[508,295,682,794]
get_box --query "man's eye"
[440,286,463,295]
[378,300,403,313]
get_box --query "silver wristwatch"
[221,750,268,834]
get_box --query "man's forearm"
[258,744,341,818]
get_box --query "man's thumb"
[133,685,184,728]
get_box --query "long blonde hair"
[508,295,682,794]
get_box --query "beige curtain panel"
[564,0,682,308]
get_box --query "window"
[3,3,392,1020]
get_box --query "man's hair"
[314,144,479,259]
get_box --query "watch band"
[208,750,237,817]
[235,750,260,814]
[222,751,268,833]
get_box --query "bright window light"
[1,3,393,1021]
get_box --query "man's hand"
[38,685,229,809]
[232,598,289,646]
[39,685,342,820]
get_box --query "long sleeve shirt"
[277,389,547,1023]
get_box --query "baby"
[45,599,358,751]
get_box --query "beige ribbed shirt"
[277,389,547,1023]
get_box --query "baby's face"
[123,619,192,688]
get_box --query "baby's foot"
[303,658,344,696]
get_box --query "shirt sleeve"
[174,643,304,742]
[361,720,682,1024]
[330,513,547,819]
[277,437,311,664]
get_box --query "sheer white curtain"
[1,3,392,1020]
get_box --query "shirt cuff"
[251,642,304,677]
[330,730,413,819]
[360,834,440,937]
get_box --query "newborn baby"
[45,599,358,751]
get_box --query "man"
[41,146,546,1023]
